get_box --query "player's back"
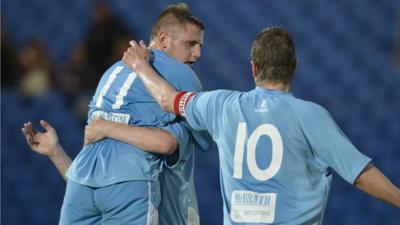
[192,87,370,224]
[66,49,203,188]
[216,88,327,224]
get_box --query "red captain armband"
[173,91,196,117]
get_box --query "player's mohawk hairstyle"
[150,3,204,41]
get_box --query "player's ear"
[251,60,258,80]
[158,31,170,50]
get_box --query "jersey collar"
[254,87,292,96]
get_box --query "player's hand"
[84,118,108,145]
[122,40,149,72]
[21,120,61,157]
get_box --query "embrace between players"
[22,3,400,225]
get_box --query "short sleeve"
[189,128,213,152]
[184,90,231,135]
[160,121,191,168]
[299,104,371,184]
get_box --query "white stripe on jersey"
[112,72,137,109]
[146,182,159,225]
[96,66,124,108]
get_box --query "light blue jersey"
[161,122,212,225]
[183,87,371,225]
[67,49,202,187]
[66,49,211,224]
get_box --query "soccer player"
[22,3,212,225]
[122,27,400,224]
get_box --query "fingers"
[83,125,93,146]
[40,119,54,132]
[92,117,103,122]
[21,127,28,136]
[21,127,32,143]
[139,40,147,49]
[21,122,38,146]
[84,137,93,145]
[129,40,146,49]
[84,125,89,135]
[23,122,37,137]
[129,40,138,47]
[84,124,93,139]
[124,40,148,70]
[84,130,89,144]
[83,129,89,145]
[122,51,129,63]
[83,137,88,146]
[84,125,94,145]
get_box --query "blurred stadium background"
[1,0,400,224]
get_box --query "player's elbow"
[158,138,177,155]
[354,164,373,187]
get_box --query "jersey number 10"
[233,123,283,181]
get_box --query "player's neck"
[257,82,289,92]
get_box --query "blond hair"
[150,3,204,42]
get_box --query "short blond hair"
[150,3,204,41]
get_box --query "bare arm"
[21,120,72,181]
[354,163,400,208]
[122,40,179,113]
[84,118,178,155]
[46,146,72,181]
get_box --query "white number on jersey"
[95,66,137,109]
[233,123,283,181]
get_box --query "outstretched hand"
[122,40,149,72]
[21,120,61,157]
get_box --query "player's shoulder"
[106,60,123,69]
[201,89,239,96]
[288,96,329,117]
[151,49,193,73]
[198,89,242,101]
[150,49,200,91]
[105,60,131,74]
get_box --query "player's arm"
[84,118,177,155]
[302,105,400,208]
[122,40,183,114]
[354,163,400,208]
[21,120,72,181]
